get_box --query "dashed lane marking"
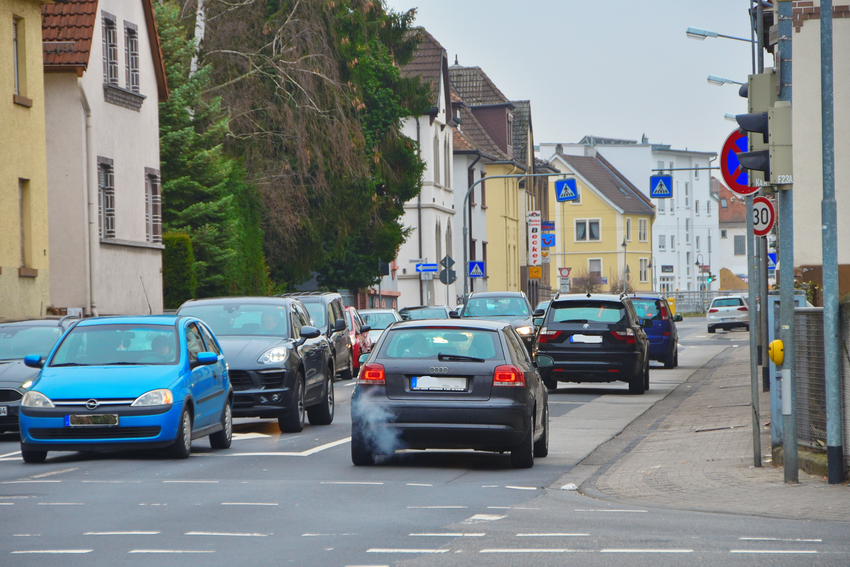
[505,486,537,491]
[0,503,13,506]
[407,506,467,509]
[186,532,270,537]
[575,509,647,513]
[463,514,506,523]
[85,532,159,536]
[738,538,822,542]
[221,502,278,506]
[517,533,590,537]
[410,533,485,537]
[11,550,93,554]
[128,550,215,554]
[480,549,575,553]
[29,467,78,479]
[367,549,448,554]
[162,480,218,484]
[730,550,818,554]
[2,480,60,484]
[406,483,432,487]
[601,549,693,553]
[37,503,84,506]
[321,481,383,485]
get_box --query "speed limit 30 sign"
[753,196,775,237]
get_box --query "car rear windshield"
[463,297,529,318]
[548,301,626,325]
[400,308,448,320]
[361,312,396,330]
[0,325,65,360]
[713,298,744,307]
[631,299,665,320]
[180,304,290,337]
[50,324,179,366]
[378,328,503,360]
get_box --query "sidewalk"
[581,347,850,522]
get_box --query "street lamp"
[621,239,630,284]
[695,253,705,290]
[686,27,753,43]
[647,255,657,293]
[707,75,745,86]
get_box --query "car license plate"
[570,334,602,344]
[722,318,733,322]
[0,406,6,417]
[411,376,466,391]
[65,414,119,427]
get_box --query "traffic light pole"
[746,194,762,468]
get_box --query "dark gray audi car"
[351,319,552,469]
[177,297,335,432]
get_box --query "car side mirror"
[360,325,371,334]
[196,352,218,366]
[674,314,683,322]
[300,326,321,339]
[533,309,545,317]
[24,354,44,369]
[358,353,370,365]
[533,317,544,327]
[535,355,554,368]
[334,318,346,332]
[449,310,460,319]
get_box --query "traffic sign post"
[721,130,759,196]
[649,175,672,198]
[752,196,775,237]
[555,179,578,202]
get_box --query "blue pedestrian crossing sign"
[650,175,673,198]
[555,179,578,202]
[767,252,776,271]
[469,261,485,278]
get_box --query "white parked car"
[707,295,750,333]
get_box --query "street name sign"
[555,179,578,202]
[649,175,672,198]
[752,196,775,237]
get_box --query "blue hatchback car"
[629,295,679,368]
[19,316,232,463]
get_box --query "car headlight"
[258,346,289,365]
[21,391,55,408]
[515,326,534,336]
[131,389,173,407]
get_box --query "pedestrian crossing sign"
[469,261,485,278]
[650,175,672,198]
[767,252,776,270]
[555,179,578,202]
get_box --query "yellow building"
[1,0,51,320]
[483,162,523,292]
[546,150,655,294]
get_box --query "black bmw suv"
[532,293,651,395]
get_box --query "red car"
[345,307,372,376]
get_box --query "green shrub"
[163,232,197,309]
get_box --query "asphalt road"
[1,318,848,566]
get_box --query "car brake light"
[708,308,719,313]
[737,306,748,311]
[359,362,385,385]
[537,327,562,343]
[610,328,636,345]
[493,364,525,387]
[659,303,669,321]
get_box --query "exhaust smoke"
[351,388,404,457]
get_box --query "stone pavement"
[580,346,850,522]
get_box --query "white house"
[42,0,168,315]
[538,137,718,292]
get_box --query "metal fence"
[794,306,850,469]
[666,290,749,314]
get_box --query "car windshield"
[713,298,744,307]
[361,312,396,330]
[400,308,448,321]
[549,301,626,324]
[463,297,529,318]
[50,324,179,366]
[0,325,65,360]
[303,303,326,328]
[631,299,664,320]
[379,328,503,360]
[179,304,290,337]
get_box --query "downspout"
[466,152,482,294]
[417,117,423,305]
[79,82,97,317]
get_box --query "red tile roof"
[399,27,446,106]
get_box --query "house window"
[432,134,440,185]
[588,258,602,276]
[435,220,442,264]
[480,171,487,207]
[684,182,689,207]
[102,15,118,85]
[125,24,139,92]
[696,236,701,252]
[734,235,746,255]
[98,159,115,239]
[721,229,728,239]
[686,252,691,276]
[658,198,665,212]
[639,218,648,242]
[695,167,699,180]
[721,197,728,208]
[145,170,162,243]
[658,234,666,251]
[671,235,676,251]
[507,113,513,156]
[707,201,711,216]
[13,18,25,97]
[444,138,450,189]
[18,179,31,268]
[695,200,700,215]
[575,219,600,242]
[625,218,631,241]
[685,219,690,243]
[708,234,712,254]
[639,258,649,283]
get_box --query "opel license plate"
[66,414,119,427]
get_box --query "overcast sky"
[384,0,767,158]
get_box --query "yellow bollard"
[768,339,784,366]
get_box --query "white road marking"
[738,537,822,542]
[37,503,84,506]
[601,549,693,553]
[129,550,215,554]
[481,485,498,488]
[480,549,574,553]
[2,480,61,484]
[0,450,22,458]
[505,485,537,491]
[321,481,383,485]
[85,532,159,536]
[575,509,647,513]
[463,514,506,522]
[367,549,448,554]
[186,532,269,537]
[221,502,278,506]
[11,550,93,554]
[407,506,467,509]
[0,503,13,506]
[302,533,357,537]
[13,534,42,537]
[231,432,271,441]
[410,533,485,537]
[195,437,352,458]
[487,506,538,510]
[29,467,78,479]
[517,533,589,537]
[730,550,818,554]
[82,480,141,484]
[406,483,432,487]
[162,480,218,484]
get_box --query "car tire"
[21,447,47,463]
[351,428,375,466]
[307,374,334,426]
[673,348,679,368]
[209,402,232,449]
[339,357,354,381]
[664,345,676,369]
[745,325,750,332]
[708,326,716,334]
[533,405,549,458]
[543,377,558,392]
[643,363,650,391]
[169,408,192,459]
[629,367,646,395]
[511,419,535,469]
[278,373,305,433]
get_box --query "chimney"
[555,143,563,156]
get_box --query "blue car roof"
[75,315,185,327]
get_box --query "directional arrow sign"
[555,179,578,202]
[649,175,672,198]
[469,261,485,278]
[415,263,439,273]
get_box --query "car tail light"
[610,328,636,345]
[493,365,525,387]
[359,363,385,385]
[737,306,749,312]
[708,308,719,313]
[659,303,669,321]
[537,327,562,343]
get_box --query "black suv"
[278,292,354,380]
[533,293,651,395]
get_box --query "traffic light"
[707,273,714,284]
[736,70,777,189]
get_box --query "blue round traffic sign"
[720,130,758,196]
